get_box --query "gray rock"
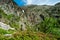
[19,21,26,31]
[0,22,15,30]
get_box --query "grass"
[0,31,57,40]
[0,28,15,34]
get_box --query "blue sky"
[13,0,27,6]
[13,0,60,6]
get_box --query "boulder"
[0,22,15,30]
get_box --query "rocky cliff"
[0,0,60,31]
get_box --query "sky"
[13,0,60,6]
[13,0,27,6]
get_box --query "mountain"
[0,0,60,40]
[0,0,50,26]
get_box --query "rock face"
[0,22,15,30]
[0,0,12,4]
[19,21,26,31]
[0,0,60,31]
[0,0,50,30]
[0,0,17,15]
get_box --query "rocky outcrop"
[0,22,15,30]
[0,0,59,31]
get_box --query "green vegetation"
[0,31,57,40]
[36,17,60,36]
[0,1,60,40]
[0,28,15,34]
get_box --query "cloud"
[46,0,60,5]
[14,0,60,6]
[13,0,60,6]
[27,0,49,5]
[26,0,60,5]
[34,0,49,5]
[27,0,32,4]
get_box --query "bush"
[35,17,60,35]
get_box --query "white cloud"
[27,0,32,4]
[26,0,49,5]
[33,0,49,5]
[46,0,60,5]
[26,0,60,5]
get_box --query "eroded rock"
[0,22,15,30]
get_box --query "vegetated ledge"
[0,31,57,40]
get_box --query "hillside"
[0,0,60,40]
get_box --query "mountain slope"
[0,0,60,40]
